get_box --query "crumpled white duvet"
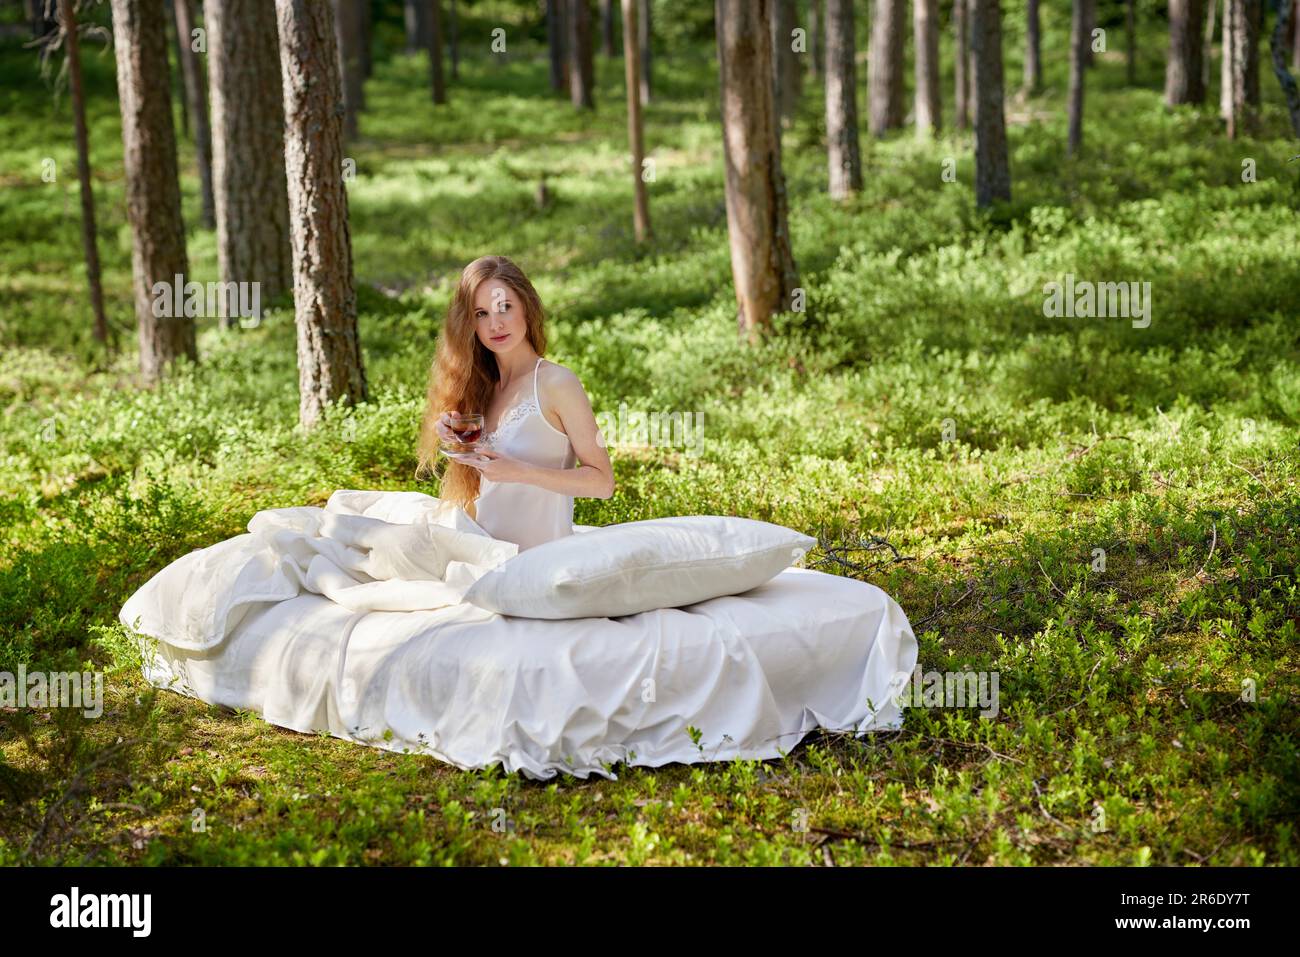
[120,490,919,780]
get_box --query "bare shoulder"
[537,358,585,399]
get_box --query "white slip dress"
[473,357,578,551]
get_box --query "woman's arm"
[470,366,615,499]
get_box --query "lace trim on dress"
[481,398,538,446]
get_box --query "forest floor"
[1,18,1298,864]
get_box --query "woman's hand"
[434,411,460,446]
[459,447,533,484]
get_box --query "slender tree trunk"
[825,0,862,199]
[110,0,196,383]
[428,0,446,104]
[275,0,368,430]
[170,0,214,229]
[568,0,595,108]
[547,0,567,92]
[1293,0,1300,70]
[1082,0,1094,67]
[1024,0,1040,92]
[405,0,429,53]
[621,0,650,241]
[868,0,906,135]
[1222,0,1234,118]
[333,0,364,140]
[971,0,1010,206]
[1125,0,1136,84]
[205,0,292,319]
[914,0,940,135]
[955,0,970,128]
[639,0,652,105]
[1225,0,1261,137]
[772,0,802,130]
[1165,0,1207,106]
[449,0,459,79]
[1067,0,1086,155]
[1272,0,1300,136]
[601,0,615,57]
[715,0,800,342]
[60,0,111,350]
[808,0,822,80]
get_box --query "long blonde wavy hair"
[415,255,549,511]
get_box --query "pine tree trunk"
[333,0,365,140]
[715,0,800,342]
[955,0,970,129]
[639,0,652,105]
[168,2,189,137]
[771,0,802,130]
[275,0,369,429]
[1082,0,1094,67]
[1024,0,1041,92]
[971,0,1011,206]
[868,0,906,135]
[170,0,215,229]
[825,0,862,199]
[1068,0,1086,155]
[914,0,940,136]
[601,0,615,57]
[1222,0,1234,118]
[808,0,822,80]
[110,0,196,383]
[405,0,429,53]
[205,0,292,318]
[1272,0,1300,136]
[428,0,446,104]
[59,0,111,349]
[568,0,595,108]
[1225,0,1261,137]
[1203,0,1216,93]
[1165,0,1207,106]
[548,0,567,92]
[621,0,650,241]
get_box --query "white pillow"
[462,515,816,619]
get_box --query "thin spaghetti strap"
[532,356,543,409]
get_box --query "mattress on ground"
[137,566,917,781]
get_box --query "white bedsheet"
[119,490,918,780]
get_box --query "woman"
[416,255,614,551]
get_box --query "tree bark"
[547,0,567,92]
[825,0,862,199]
[601,0,615,57]
[1224,0,1261,137]
[110,0,196,383]
[205,0,292,317]
[868,0,906,135]
[168,1,189,137]
[1024,0,1040,92]
[275,0,369,429]
[621,0,650,242]
[169,0,214,229]
[332,0,365,140]
[1067,0,1086,155]
[639,0,652,105]
[971,0,1010,207]
[405,0,429,53]
[955,0,970,128]
[715,0,800,342]
[59,0,111,349]
[1165,0,1206,106]
[1272,0,1300,136]
[914,0,940,135]
[771,0,803,130]
[1203,0,1216,93]
[428,0,446,104]
[568,0,595,108]
[1082,0,1094,67]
